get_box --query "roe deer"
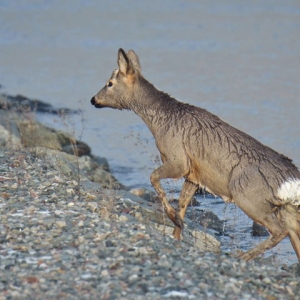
[91,48,300,261]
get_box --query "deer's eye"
[107,81,113,87]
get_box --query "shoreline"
[1,93,300,299]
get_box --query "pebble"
[56,220,67,228]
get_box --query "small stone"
[262,277,272,284]
[118,215,128,222]
[44,218,55,229]
[134,211,143,221]
[66,189,75,196]
[85,192,96,201]
[56,221,67,228]
[87,202,98,212]
[130,188,146,197]
[54,210,64,216]
[84,232,94,239]
[128,274,139,284]
[10,291,21,298]
[78,220,84,227]
[101,269,109,277]
[99,207,110,220]
[11,183,18,189]
[129,188,156,202]
[105,240,115,247]
[286,285,294,296]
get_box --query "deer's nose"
[90,97,96,105]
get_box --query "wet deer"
[91,48,300,261]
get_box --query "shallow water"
[1,0,299,264]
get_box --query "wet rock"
[89,155,110,172]
[129,188,156,202]
[0,93,78,114]
[186,209,224,233]
[252,222,269,237]
[169,196,198,207]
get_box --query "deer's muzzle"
[90,97,103,108]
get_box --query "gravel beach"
[0,103,300,299]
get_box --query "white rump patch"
[277,178,300,206]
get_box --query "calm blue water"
[1,0,299,264]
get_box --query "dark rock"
[252,222,269,237]
[169,196,198,207]
[195,187,212,196]
[281,263,300,276]
[90,154,110,171]
[186,209,224,233]
[62,143,91,157]
[0,93,78,115]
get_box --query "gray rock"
[91,168,126,190]
[18,121,91,156]
[0,110,22,148]
[29,147,125,190]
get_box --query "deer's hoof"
[173,226,182,240]
[174,212,184,229]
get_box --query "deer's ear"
[118,48,134,75]
[127,50,141,73]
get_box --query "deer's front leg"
[173,180,199,240]
[150,162,187,235]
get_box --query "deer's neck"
[129,78,180,133]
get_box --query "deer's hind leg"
[239,227,288,262]
[279,204,300,261]
[233,193,288,261]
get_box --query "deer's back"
[154,101,300,198]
